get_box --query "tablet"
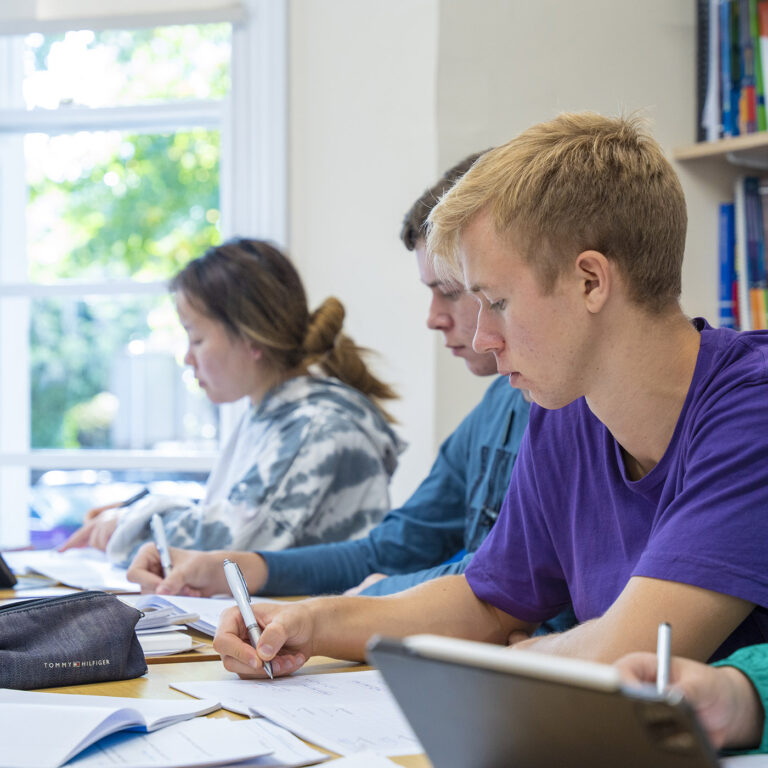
[366,634,719,768]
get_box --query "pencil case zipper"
[0,589,106,614]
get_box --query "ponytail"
[303,297,398,422]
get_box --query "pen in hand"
[120,487,149,508]
[223,558,274,679]
[656,621,671,694]
[150,513,173,577]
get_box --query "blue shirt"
[258,376,530,596]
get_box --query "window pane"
[27,129,221,282]
[30,468,208,549]
[23,25,231,109]
[31,294,218,451]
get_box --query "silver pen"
[656,621,671,694]
[150,513,173,577]
[223,558,274,679]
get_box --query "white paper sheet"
[3,548,136,592]
[309,754,396,768]
[722,757,768,767]
[171,670,422,757]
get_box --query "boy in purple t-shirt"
[213,112,768,678]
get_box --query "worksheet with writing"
[171,670,422,757]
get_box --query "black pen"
[119,487,149,507]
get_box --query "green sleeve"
[713,644,768,754]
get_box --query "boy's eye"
[489,299,507,311]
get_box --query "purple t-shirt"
[466,319,768,660]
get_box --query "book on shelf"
[723,175,768,330]
[719,202,737,328]
[751,0,768,129]
[738,0,759,134]
[758,0,768,112]
[700,0,720,141]
[697,0,768,140]
[745,176,768,327]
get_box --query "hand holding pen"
[223,559,274,679]
[150,513,173,577]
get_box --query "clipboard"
[366,634,720,768]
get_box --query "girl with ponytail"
[65,238,402,565]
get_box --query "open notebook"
[0,689,220,768]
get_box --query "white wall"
[288,0,710,499]
[288,0,442,505]
[434,0,701,433]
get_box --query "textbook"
[0,689,220,768]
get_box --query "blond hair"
[427,112,687,312]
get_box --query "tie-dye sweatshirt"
[106,375,403,565]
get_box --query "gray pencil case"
[0,590,147,689]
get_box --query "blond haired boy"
[214,113,768,675]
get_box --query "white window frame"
[0,0,287,547]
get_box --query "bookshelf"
[674,133,768,168]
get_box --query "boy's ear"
[250,343,263,361]
[575,250,611,314]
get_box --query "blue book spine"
[745,177,768,328]
[719,202,736,328]
[721,0,738,135]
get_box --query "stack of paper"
[136,628,197,657]
[133,603,203,657]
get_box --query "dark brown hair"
[170,238,398,419]
[399,152,487,251]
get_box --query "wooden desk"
[2,587,431,765]
[42,656,432,767]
